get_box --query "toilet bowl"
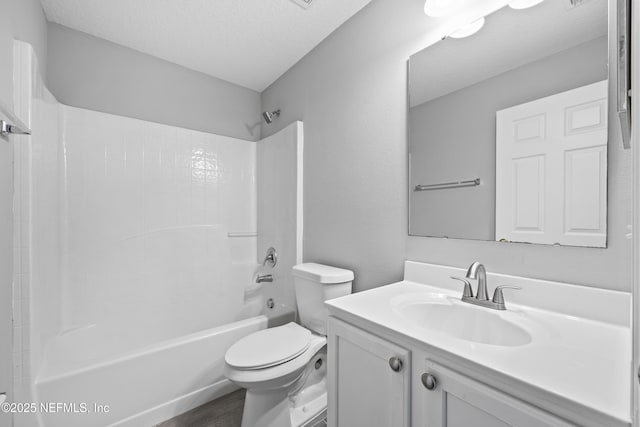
[224,323,328,426]
[224,263,354,427]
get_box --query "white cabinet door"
[495,80,608,247]
[327,317,410,427]
[421,361,573,427]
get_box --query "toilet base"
[241,388,327,427]
[241,388,292,427]
[240,349,327,427]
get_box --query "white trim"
[296,121,304,264]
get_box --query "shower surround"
[11,41,302,426]
[58,106,258,338]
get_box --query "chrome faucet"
[256,274,273,283]
[450,262,521,310]
[466,261,488,300]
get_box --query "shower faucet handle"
[262,247,277,268]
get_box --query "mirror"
[408,0,609,247]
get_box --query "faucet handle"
[262,247,277,268]
[492,285,522,306]
[450,276,474,298]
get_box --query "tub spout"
[256,274,273,283]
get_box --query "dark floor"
[156,389,245,427]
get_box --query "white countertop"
[326,277,631,426]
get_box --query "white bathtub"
[35,315,268,427]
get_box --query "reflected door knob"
[421,373,437,390]
[388,357,403,372]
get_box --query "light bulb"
[508,0,545,9]
[424,0,455,17]
[449,18,485,39]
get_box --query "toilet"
[224,263,354,427]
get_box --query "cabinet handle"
[388,357,403,372]
[421,373,437,390]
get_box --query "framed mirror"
[408,0,609,247]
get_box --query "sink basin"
[392,295,532,347]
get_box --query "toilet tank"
[292,263,354,336]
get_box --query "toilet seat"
[224,332,327,392]
[225,323,312,370]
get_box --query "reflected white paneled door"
[496,80,608,247]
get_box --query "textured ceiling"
[39,0,372,92]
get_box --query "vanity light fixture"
[423,0,455,17]
[508,0,545,9]
[449,17,485,38]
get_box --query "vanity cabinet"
[420,361,572,427]
[328,317,572,427]
[327,318,410,427]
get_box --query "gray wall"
[47,23,262,141]
[409,37,608,240]
[261,0,632,292]
[260,0,444,292]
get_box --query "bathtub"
[35,315,268,427]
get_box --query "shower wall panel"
[257,121,303,320]
[60,107,257,341]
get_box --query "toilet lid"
[225,323,312,370]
